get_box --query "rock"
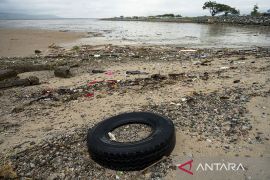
[233,80,240,83]
[28,76,39,85]
[30,163,35,168]
[34,49,42,54]
[96,94,106,98]
[54,66,71,78]
[0,69,18,81]
[200,59,211,66]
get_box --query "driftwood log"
[0,76,39,89]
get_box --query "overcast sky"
[0,0,269,18]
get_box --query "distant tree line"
[118,2,269,19]
[203,1,270,17]
[156,14,182,18]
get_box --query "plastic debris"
[126,71,148,75]
[108,132,116,141]
[220,67,229,70]
[85,93,94,98]
[94,54,101,58]
[105,70,114,77]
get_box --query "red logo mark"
[178,160,193,175]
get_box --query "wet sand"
[0,28,85,57]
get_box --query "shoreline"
[101,15,270,26]
[1,19,270,57]
[1,27,270,58]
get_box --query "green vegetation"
[203,1,240,16]
[156,14,174,17]
[251,4,260,16]
[154,14,182,18]
[72,45,80,52]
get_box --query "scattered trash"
[85,93,94,98]
[105,70,114,77]
[220,96,230,100]
[88,80,102,87]
[126,70,148,75]
[2,45,269,179]
[200,54,207,58]
[220,66,230,70]
[94,54,101,58]
[181,98,187,102]
[92,70,106,74]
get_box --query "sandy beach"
[0,28,85,57]
[0,40,269,179]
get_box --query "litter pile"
[146,86,269,144]
[8,128,174,179]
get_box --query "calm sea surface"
[1,19,270,48]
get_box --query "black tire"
[87,112,176,171]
